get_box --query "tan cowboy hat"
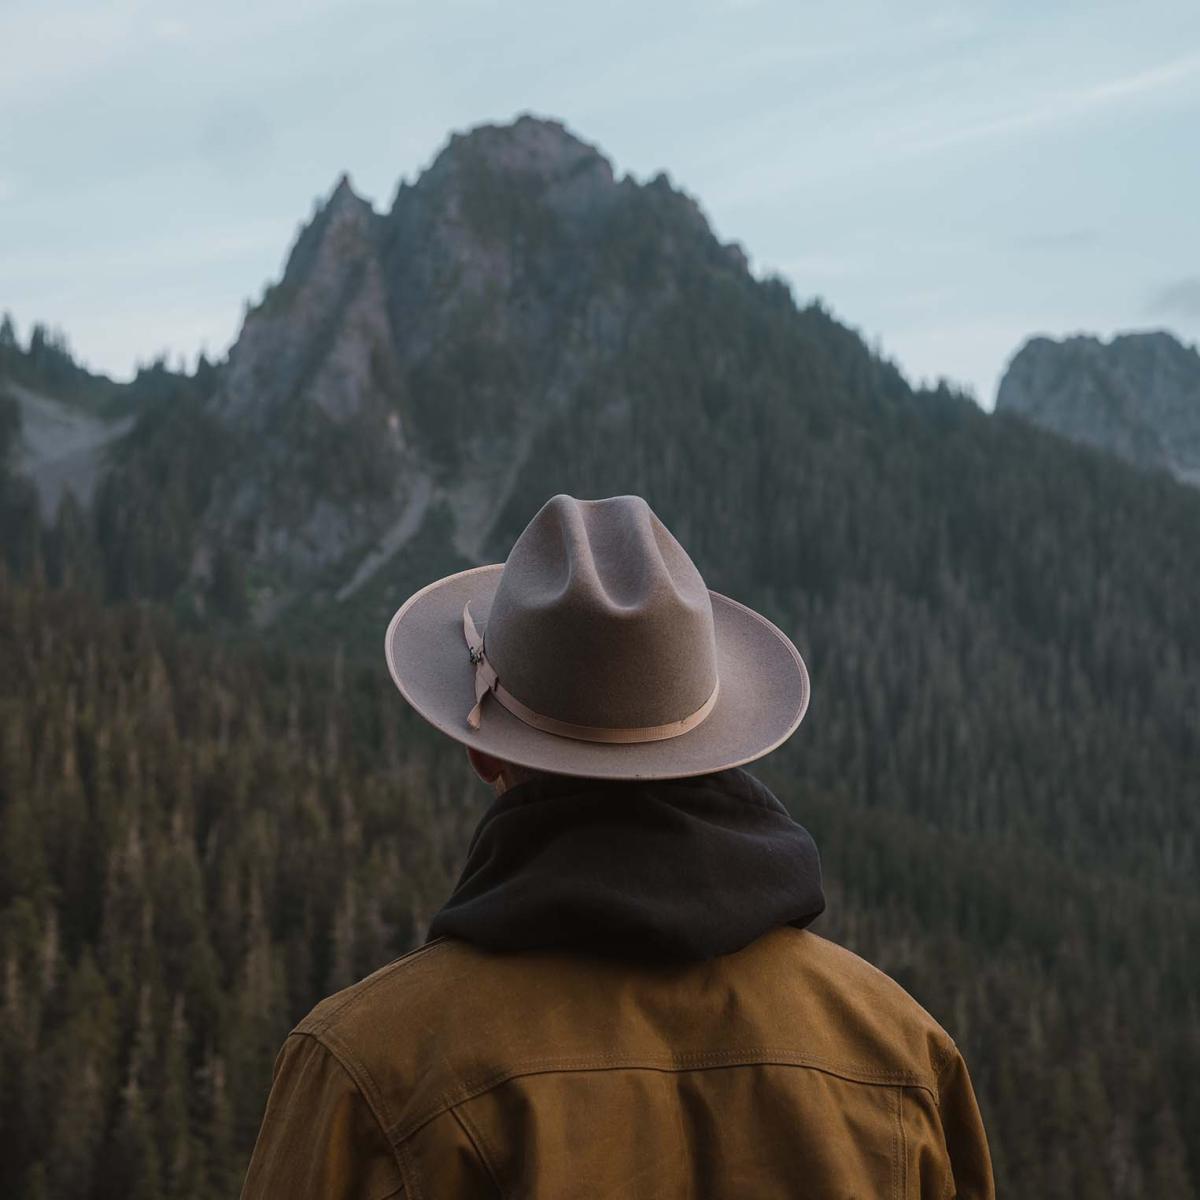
[384,494,810,780]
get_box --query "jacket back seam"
[450,1103,504,1197]
[382,1055,939,1146]
[394,1136,425,1200]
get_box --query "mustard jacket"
[241,928,994,1198]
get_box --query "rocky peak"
[329,171,359,203]
[183,116,761,622]
[214,174,385,427]
[280,173,378,296]
[413,114,619,224]
[431,114,614,188]
[996,329,1200,486]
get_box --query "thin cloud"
[0,0,146,103]
[3,220,288,281]
[704,44,1200,211]
[1081,51,1200,102]
[0,0,349,107]
[1015,229,1101,251]
[899,49,1200,155]
[1146,277,1200,318]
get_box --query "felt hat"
[384,494,810,779]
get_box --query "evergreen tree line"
[1,561,1196,1198]
[0,576,477,1199]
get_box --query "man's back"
[243,497,994,1196]
[243,927,992,1198]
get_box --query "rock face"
[996,331,1200,486]
[7,382,135,519]
[202,172,410,620]
[191,114,743,623]
[1,114,763,631]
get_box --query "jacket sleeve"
[936,1046,995,1199]
[240,1032,405,1200]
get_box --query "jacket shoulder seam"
[296,940,452,1036]
[933,1040,960,1101]
[305,1027,401,1133]
[286,1031,407,1199]
[803,933,958,1039]
[386,1052,938,1145]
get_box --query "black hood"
[427,768,825,962]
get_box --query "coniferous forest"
[2,119,1200,1199]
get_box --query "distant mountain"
[191,115,760,630]
[199,119,611,619]
[996,329,1200,486]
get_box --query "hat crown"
[484,495,718,729]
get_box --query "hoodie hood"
[426,767,825,961]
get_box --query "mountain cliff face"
[996,330,1200,486]
[191,115,748,624]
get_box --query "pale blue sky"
[2,0,1198,405]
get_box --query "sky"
[2,0,1199,407]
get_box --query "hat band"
[463,602,720,745]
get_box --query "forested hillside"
[0,576,475,1199]
[2,114,1199,1198]
[2,567,1196,1198]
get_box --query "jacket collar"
[427,768,825,962]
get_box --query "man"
[242,493,994,1198]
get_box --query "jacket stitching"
[297,940,452,1036]
[321,1027,400,1128]
[286,1032,408,1200]
[932,1042,958,1088]
[934,1059,959,1200]
[383,1053,938,1144]
[451,1103,504,1197]
[890,1087,897,1200]
[394,1135,424,1200]
[896,1087,907,1200]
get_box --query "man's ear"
[466,746,507,785]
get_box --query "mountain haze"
[997,329,1200,485]
[1,116,1199,1198]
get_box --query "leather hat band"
[463,602,719,744]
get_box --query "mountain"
[996,329,1200,485]
[187,115,754,630]
[2,115,1200,1198]
[0,117,746,628]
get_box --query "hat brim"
[384,565,810,780]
